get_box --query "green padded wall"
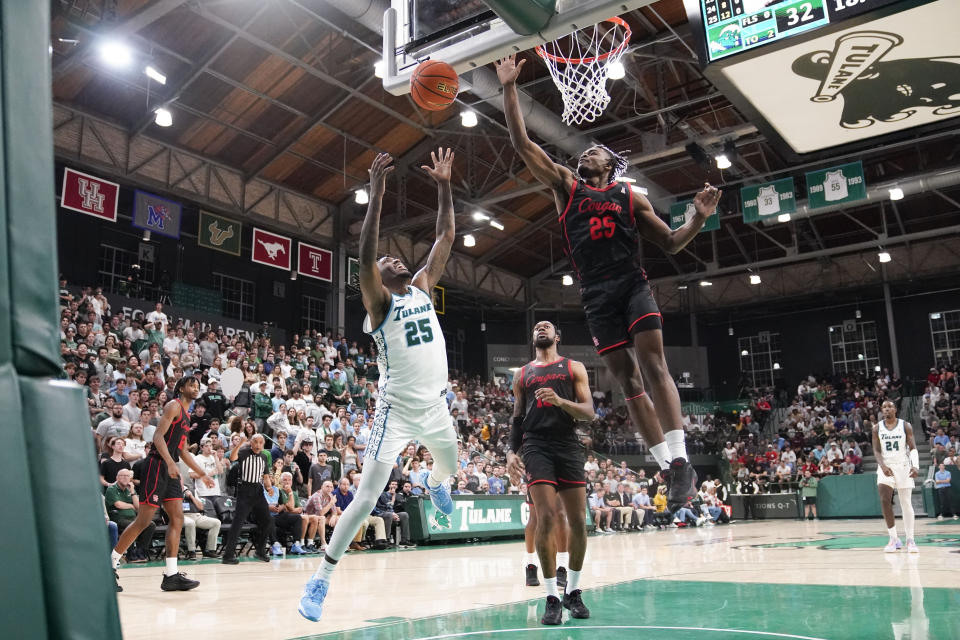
[817,474,883,518]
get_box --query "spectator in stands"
[799,470,819,520]
[333,477,367,552]
[123,422,147,461]
[192,438,223,498]
[935,463,955,520]
[201,380,227,421]
[99,436,131,487]
[105,469,153,563]
[95,403,130,450]
[589,481,614,534]
[374,480,414,548]
[631,486,656,529]
[279,471,321,554]
[181,486,221,559]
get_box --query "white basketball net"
[536,17,631,126]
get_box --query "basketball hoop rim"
[535,16,632,65]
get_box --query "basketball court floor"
[117,519,960,639]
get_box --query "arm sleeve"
[909,448,919,468]
[510,415,524,453]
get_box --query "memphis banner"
[133,190,182,239]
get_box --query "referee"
[222,434,275,564]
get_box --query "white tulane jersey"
[757,185,780,216]
[363,285,448,408]
[823,170,849,202]
[878,419,909,465]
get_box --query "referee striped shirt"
[236,446,267,484]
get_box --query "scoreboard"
[699,0,905,62]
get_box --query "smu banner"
[252,228,292,271]
[61,167,119,222]
[297,241,333,281]
[132,190,182,239]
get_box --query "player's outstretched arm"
[358,153,394,324]
[905,422,920,477]
[495,54,574,192]
[413,147,456,292]
[506,367,526,485]
[634,183,722,254]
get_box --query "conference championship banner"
[741,178,797,223]
[61,167,119,222]
[805,161,867,209]
[251,227,292,270]
[198,210,241,256]
[669,200,720,233]
[297,241,333,281]
[132,189,182,239]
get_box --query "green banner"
[740,178,797,223]
[347,257,360,290]
[682,400,749,416]
[198,210,241,256]
[413,495,593,542]
[805,161,866,210]
[669,200,719,233]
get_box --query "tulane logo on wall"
[792,30,960,130]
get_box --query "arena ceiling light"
[99,40,132,68]
[714,154,732,170]
[777,213,791,223]
[699,280,712,287]
[460,110,478,127]
[154,108,172,127]
[857,353,865,360]
[374,60,385,78]
[562,275,574,286]
[878,250,892,263]
[677,283,688,290]
[472,211,490,222]
[773,362,781,370]
[874,365,882,372]
[749,274,761,285]
[606,60,626,80]
[489,219,504,231]
[144,65,166,85]
[463,234,476,247]
[741,349,749,356]
[354,188,369,205]
[888,187,904,201]
[930,312,942,320]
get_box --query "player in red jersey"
[110,376,215,591]
[497,54,721,511]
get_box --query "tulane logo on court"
[740,529,960,551]
[792,30,960,129]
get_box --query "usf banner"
[740,178,797,223]
[412,495,593,542]
[805,161,866,209]
[198,210,241,256]
[669,200,719,233]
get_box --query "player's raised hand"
[495,54,526,86]
[368,152,394,196]
[693,182,723,218]
[421,147,455,184]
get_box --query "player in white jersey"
[299,149,459,622]
[872,400,921,554]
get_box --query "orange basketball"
[410,60,459,111]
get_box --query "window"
[738,331,782,388]
[829,320,880,375]
[929,310,960,365]
[213,272,255,322]
[301,295,326,333]
[443,329,463,374]
[98,243,153,296]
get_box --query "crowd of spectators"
[922,364,960,468]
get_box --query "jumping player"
[496,54,721,509]
[508,320,595,625]
[299,149,459,621]
[873,400,921,553]
[110,375,216,590]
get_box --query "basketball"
[410,60,459,111]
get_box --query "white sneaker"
[884,538,902,553]
[954,515,958,520]
[906,539,919,554]
[669,523,679,529]
[938,515,944,521]
[604,527,615,535]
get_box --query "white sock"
[523,552,538,566]
[664,429,688,461]
[298,539,305,545]
[650,442,671,470]
[544,577,559,599]
[164,557,178,577]
[314,558,336,581]
[556,551,569,570]
[566,569,581,592]
[111,550,123,569]
[426,470,446,489]
[887,526,898,540]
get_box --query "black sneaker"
[202,550,220,558]
[666,457,697,511]
[541,595,563,625]
[114,570,123,593]
[221,555,239,565]
[160,572,200,591]
[525,564,539,586]
[556,566,567,590]
[562,589,590,619]
[398,540,417,549]
[255,550,271,562]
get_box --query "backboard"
[382,0,660,96]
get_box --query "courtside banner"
[252,227,292,270]
[132,190,182,239]
[61,167,119,222]
[297,241,333,281]
[415,495,593,542]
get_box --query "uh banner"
[132,190,182,238]
[413,495,593,542]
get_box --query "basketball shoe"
[298,577,329,622]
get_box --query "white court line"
[413,625,829,640]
